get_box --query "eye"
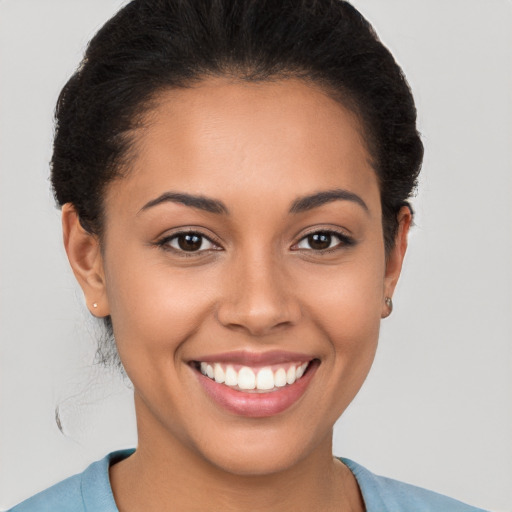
[158,231,220,253]
[294,230,353,252]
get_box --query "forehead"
[109,77,380,216]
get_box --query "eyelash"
[292,229,355,254]
[155,230,222,257]
[155,228,355,257]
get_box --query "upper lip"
[190,350,315,366]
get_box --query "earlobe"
[62,204,109,317]
[382,206,412,318]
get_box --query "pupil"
[308,232,331,250]
[178,234,202,251]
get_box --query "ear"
[62,203,109,317]
[382,206,412,317]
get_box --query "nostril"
[216,300,301,336]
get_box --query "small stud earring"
[93,303,98,309]
[382,296,393,318]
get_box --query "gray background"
[0,1,510,510]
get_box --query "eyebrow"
[289,188,369,214]
[139,187,368,216]
[139,192,229,215]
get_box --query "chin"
[190,420,329,477]
[202,443,307,477]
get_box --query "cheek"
[103,247,216,359]
[295,246,385,384]
[298,252,385,335]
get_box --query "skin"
[63,77,410,511]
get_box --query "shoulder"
[340,458,489,512]
[7,472,84,512]
[7,450,134,512]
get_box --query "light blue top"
[8,450,488,511]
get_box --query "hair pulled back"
[51,0,423,366]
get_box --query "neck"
[110,395,363,512]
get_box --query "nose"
[216,253,302,337]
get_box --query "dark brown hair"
[51,0,423,366]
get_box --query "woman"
[3,0,495,510]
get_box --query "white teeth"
[296,362,308,379]
[225,365,238,386]
[274,368,287,387]
[213,363,225,384]
[256,367,274,390]
[238,366,256,390]
[198,361,311,391]
[286,365,296,385]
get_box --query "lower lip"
[193,361,318,418]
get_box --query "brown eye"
[295,230,353,252]
[165,232,217,252]
[307,232,332,250]
[177,234,202,251]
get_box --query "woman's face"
[68,78,408,475]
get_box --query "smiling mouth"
[191,355,320,417]
[193,360,313,393]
